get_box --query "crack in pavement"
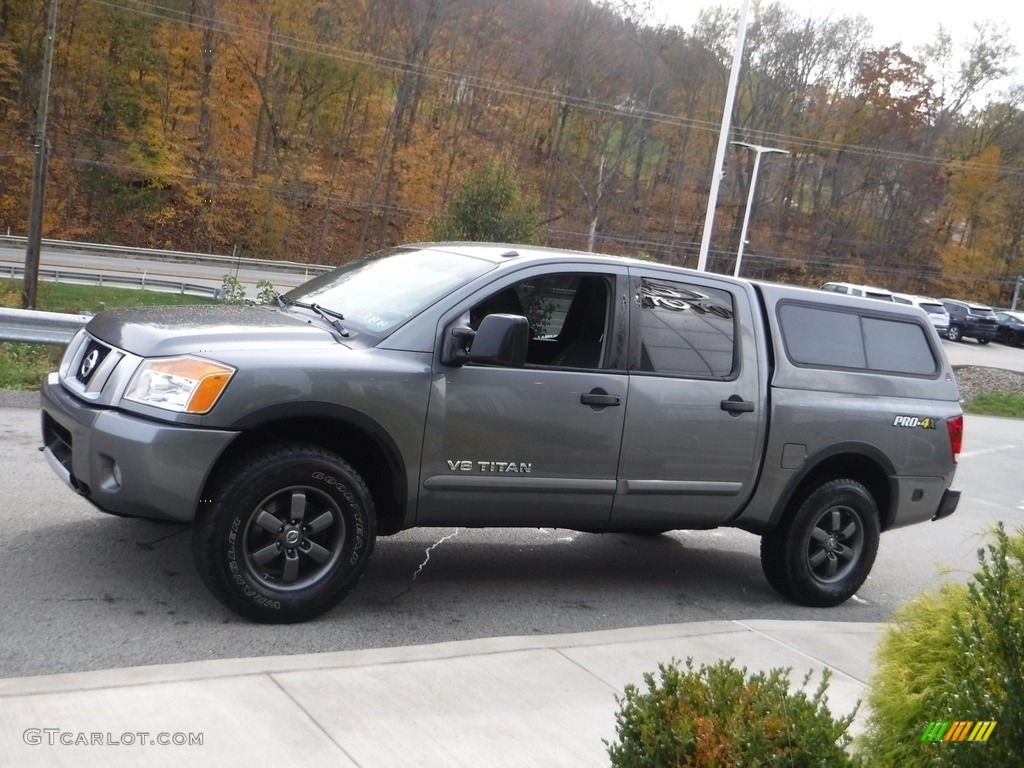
[412,529,460,581]
[386,529,461,604]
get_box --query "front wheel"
[192,443,376,623]
[760,479,880,607]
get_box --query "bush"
[427,160,541,244]
[606,658,857,767]
[859,523,1024,766]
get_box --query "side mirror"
[469,313,529,367]
[442,314,529,367]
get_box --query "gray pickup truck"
[40,243,963,622]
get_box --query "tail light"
[947,414,963,463]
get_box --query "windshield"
[283,247,495,338]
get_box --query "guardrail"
[0,307,90,345]
[0,235,332,276]
[1,263,221,298]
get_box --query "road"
[1,390,1019,679]
[0,246,314,297]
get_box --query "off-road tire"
[193,443,376,623]
[760,478,880,607]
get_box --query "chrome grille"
[75,338,113,385]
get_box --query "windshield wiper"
[277,295,350,337]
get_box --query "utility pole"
[696,0,751,272]
[23,0,59,310]
[731,141,789,278]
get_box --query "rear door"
[609,269,767,529]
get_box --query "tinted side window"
[862,317,936,374]
[636,278,735,377]
[468,273,612,369]
[779,304,936,375]
[779,305,866,368]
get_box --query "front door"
[417,266,629,529]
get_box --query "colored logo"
[893,415,938,429]
[921,721,997,742]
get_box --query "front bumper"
[41,372,238,522]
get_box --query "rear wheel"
[193,443,376,623]
[947,325,963,342]
[760,479,880,607]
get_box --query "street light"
[732,141,788,278]
[696,0,752,272]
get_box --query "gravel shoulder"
[954,365,1024,401]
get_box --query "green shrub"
[606,658,857,767]
[427,159,541,244]
[221,274,248,303]
[859,523,1024,766]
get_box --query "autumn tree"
[0,0,1022,290]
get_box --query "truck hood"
[85,304,339,357]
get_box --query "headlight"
[124,356,235,414]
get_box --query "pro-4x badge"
[893,415,938,429]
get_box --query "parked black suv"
[941,299,998,343]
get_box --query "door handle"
[580,389,621,408]
[720,395,754,415]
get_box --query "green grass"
[965,392,1024,419]
[0,342,63,389]
[1,279,218,390]
[1,278,218,314]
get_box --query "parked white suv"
[820,282,894,301]
[891,294,950,338]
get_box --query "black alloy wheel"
[193,443,376,623]
[760,478,880,607]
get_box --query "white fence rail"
[0,235,332,276]
[0,308,90,345]
[1,263,221,298]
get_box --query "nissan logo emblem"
[80,349,100,379]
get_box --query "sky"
[649,0,1023,82]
